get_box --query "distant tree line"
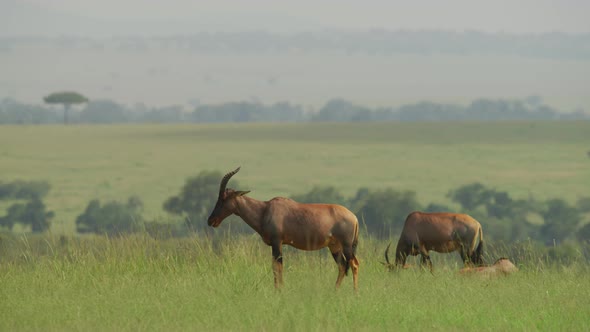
[2,30,589,59]
[2,173,588,251]
[1,96,588,125]
[291,182,590,246]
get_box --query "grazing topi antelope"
[207,167,360,290]
[384,211,484,271]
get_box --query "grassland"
[1,121,590,331]
[1,121,589,233]
[1,234,589,331]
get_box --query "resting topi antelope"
[459,257,518,277]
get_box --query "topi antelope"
[384,211,484,271]
[207,167,360,291]
[459,257,518,277]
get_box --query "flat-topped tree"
[43,91,89,124]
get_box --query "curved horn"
[384,242,392,265]
[219,166,241,196]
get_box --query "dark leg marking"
[272,245,283,264]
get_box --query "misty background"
[1,1,590,250]
[1,0,590,115]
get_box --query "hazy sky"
[2,0,589,110]
[3,0,590,36]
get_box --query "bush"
[539,199,580,245]
[577,223,590,243]
[163,170,229,231]
[291,186,347,206]
[76,196,144,236]
[0,180,53,233]
[352,188,422,238]
[0,180,51,200]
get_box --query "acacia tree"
[43,91,89,125]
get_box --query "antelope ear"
[236,190,250,196]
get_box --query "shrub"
[76,196,144,236]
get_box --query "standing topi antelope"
[207,167,360,290]
[384,211,484,271]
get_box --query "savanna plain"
[1,121,589,330]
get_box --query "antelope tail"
[344,220,360,276]
[352,220,359,255]
[470,227,484,266]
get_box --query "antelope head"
[382,242,412,271]
[207,167,250,228]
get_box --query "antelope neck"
[234,195,266,235]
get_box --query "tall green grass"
[1,233,589,331]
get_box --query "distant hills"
[2,30,589,60]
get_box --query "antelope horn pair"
[218,166,241,197]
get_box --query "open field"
[1,234,589,331]
[2,122,589,330]
[1,121,589,233]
